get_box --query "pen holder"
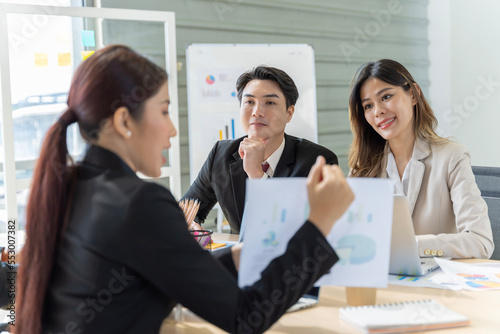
[345,287,377,306]
[189,229,213,250]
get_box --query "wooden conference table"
[159,233,500,334]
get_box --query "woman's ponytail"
[15,109,76,334]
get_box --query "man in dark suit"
[182,66,337,233]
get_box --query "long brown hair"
[16,45,168,333]
[348,59,445,177]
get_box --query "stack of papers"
[389,259,500,291]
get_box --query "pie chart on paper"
[335,235,376,265]
[465,280,500,289]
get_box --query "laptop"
[389,195,440,276]
[286,287,319,313]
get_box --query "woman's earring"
[126,130,132,138]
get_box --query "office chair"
[472,166,500,260]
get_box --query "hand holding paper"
[307,156,355,236]
[238,175,394,288]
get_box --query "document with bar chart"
[238,178,394,288]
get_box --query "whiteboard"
[186,44,318,182]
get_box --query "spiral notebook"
[340,299,469,333]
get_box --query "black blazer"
[183,133,338,233]
[42,145,338,334]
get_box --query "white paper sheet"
[434,258,500,291]
[238,178,394,288]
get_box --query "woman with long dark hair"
[16,45,353,333]
[348,59,493,259]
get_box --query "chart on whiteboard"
[197,68,243,105]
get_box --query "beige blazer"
[380,138,494,259]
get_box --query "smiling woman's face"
[360,77,416,144]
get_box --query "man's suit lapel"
[274,134,296,177]
[407,138,431,215]
[229,151,246,225]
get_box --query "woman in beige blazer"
[347,59,494,259]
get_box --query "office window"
[0,10,87,231]
[0,4,180,246]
